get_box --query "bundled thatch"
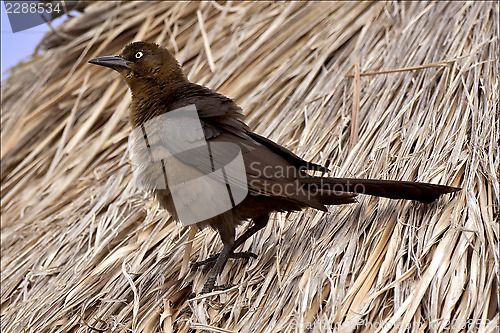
[1,2,498,332]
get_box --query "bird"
[89,41,460,293]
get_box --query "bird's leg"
[192,214,269,271]
[191,251,257,272]
[233,214,269,249]
[201,221,235,293]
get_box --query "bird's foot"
[186,282,235,300]
[200,277,235,294]
[191,251,257,272]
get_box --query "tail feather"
[317,191,357,205]
[302,178,460,204]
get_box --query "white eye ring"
[135,51,143,59]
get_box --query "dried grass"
[1,1,498,332]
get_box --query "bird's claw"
[201,277,235,294]
[191,251,257,272]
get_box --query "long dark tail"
[302,178,460,204]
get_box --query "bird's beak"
[88,55,132,70]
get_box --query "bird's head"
[89,41,185,87]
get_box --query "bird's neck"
[127,78,186,128]
[129,87,165,128]
[126,74,182,95]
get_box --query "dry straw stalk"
[1,2,498,332]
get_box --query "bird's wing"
[165,83,330,171]
[245,131,329,172]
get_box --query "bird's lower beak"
[88,55,132,70]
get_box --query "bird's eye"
[135,51,143,59]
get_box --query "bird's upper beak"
[88,55,132,70]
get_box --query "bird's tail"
[302,178,460,204]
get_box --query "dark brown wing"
[246,132,329,172]
[164,82,329,170]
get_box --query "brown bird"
[89,41,460,293]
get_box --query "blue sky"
[1,2,68,76]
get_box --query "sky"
[1,2,69,76]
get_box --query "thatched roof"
[1,2,498,332]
